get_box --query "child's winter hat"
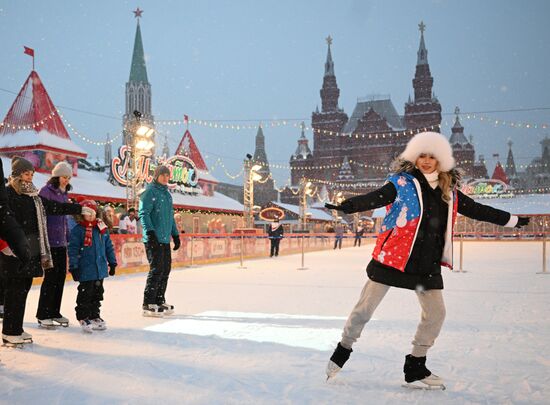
[153,165,171,180]
[11,156,35,176]
[80,199,98,217]
[51,161,72,178]
[400,131,455,172]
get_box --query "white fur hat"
[400,131,455,172]
[51,161,73,178]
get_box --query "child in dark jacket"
[68,200,117,333]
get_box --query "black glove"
[172,235,181,251]
[69,267,79,282]
[109,264,117,276]
[515,216,530,228]
[146,230,159,246]
[324,201,354,214]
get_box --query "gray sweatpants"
[340,280,446,357]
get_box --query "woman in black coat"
[0,157,82,345]
[324,132,530,389]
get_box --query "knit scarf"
[16,179,53,270]
[79,218,107,247]
[424,171,440,189]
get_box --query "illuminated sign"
[111,146,199,190]
[259,207,285,221]
[461,179,514,198]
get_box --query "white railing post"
[237,233,247,269]
[297,235,307,270]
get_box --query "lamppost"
[126,110,155,211]
[299,178,315,231]
[243,153,262,229]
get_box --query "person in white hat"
[324,131,530,389]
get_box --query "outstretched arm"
[457,190,520,227]
[325,183,397,214]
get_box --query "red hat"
[80,199,98,212]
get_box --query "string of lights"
[442,114,549,130]
[58,111,124,146]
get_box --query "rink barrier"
[30,231,550,285]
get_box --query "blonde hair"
[438,171,452,202]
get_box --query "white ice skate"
[21,331,33,343]
[326,360,342,380]
[79,319,94,333]
[53,316,69,327]
[2,334,25,347]
[402,374,446,390]
[91,318,107,330]
[142,304,165,318]
[38,318,56,329]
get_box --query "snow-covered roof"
[272,201,334,221]
[0,130,87,156]
[1,156,242,213]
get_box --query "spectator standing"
[119,208,138,234]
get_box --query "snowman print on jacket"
[396,206,408,228]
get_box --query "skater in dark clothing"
[36,161,74,328]
[68,200,117,333]
[139,165,181,317]
[0,159,30,323]
[268,218,284,257]
[324,132,530,389]
[353,224,364,247]
[333,222,344,249]
[0,157,82,346]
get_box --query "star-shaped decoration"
[326,35,333,46]
[133,7,143,18]
[418,21,426,34]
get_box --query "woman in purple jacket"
[36,161,74,328]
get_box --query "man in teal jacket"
[139,165,181,316]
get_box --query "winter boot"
[403,354,444,390]
[326,342,353,380]
[53,316,69,327]
[142,304,165,317]
[91,318,107,330]
[0,304,4,319]
[79,319,94,333]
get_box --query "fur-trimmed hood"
[390,158,463,189]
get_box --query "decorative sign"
[111,146,199,191]
[259,207,285,221]
[461,179,514,199]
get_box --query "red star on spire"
[133,7,143,18]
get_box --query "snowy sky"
[1,0,549,187]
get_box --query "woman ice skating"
[324,132,530,389]
[68,199,117,333]
[0,157,82,346]
[268,217,284,257]
[35,161,74,328]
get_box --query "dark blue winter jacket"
[68,225,117,282]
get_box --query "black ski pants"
[2,276,33,336]
[270,238,281,257]
[75,279,104,321]
[143,242,172,306]
[36,247,67,320]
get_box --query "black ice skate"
[402,354,445,390]
[326,343,352,380]
[142,304,165,318]
[159,303,174,315]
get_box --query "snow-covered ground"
[1,241,549,404]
